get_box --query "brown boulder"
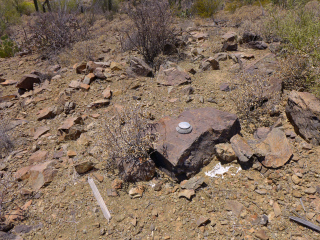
[29,161,58,190]
[16,74,40,90]
[33,126,50,140]
[230,134,254,163]
[74,161,94,174]
[255,128,293,168]
[156,66,191,86]
[127,57,153,77]
[200,57,219,71]
[28,150,48,164]
[286,90,320,145]
[153,108,240,180]
[58,117,84,140]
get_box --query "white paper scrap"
[205,162,241,178]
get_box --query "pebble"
[304,187,316,194]
[292,175,301,185]
[196,216,210,227]
[292,190,302,198]
[255,229,269,240]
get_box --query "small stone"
[102,86,112,99]
[273,201,282,217]
[255,189,267,195]
[87,99,110,108]
[106,189,118,197]
[129,186,144,198]
[74,161,94,174]
[260,215,268,226]
[306,212,315,220]
[151,209,158,217]
[215,143,237,162]
[180,176,204,190]
[67,150,77,158]
[255,229,269,240]
[292,175,301,185]
[292,190,302,198]
[196,216,210,227]
[305,187,317,194]
[112,179,123,189]
[93,172,104,182]
[225,200,244,217]
[178,189,195,200]
[154,182,162,191]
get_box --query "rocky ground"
[0,14,320,240]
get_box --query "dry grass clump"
[97,107,158,182]
[230,72,280,133]
[0,117,13,158]
[279,54,314,91]
[58,39,100,66]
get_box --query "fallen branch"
[88,177,111,221]
[289,216,320,232]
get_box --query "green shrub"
[0,34,19,58]
[192,0,223,17]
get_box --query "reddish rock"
[75,62,87,74]
[156,66,191,86]
[29,161,58,190]
[83,73,96,85]
[0,94,17,102]
[67,150,77,158]
[37,107,56,121]
[58,116,83,131]
[93,172,104,182]
[80,83,90,90]
[102,86,112,99]
[256,128,293,168]
[230,134,254,163]
[112,178,123,189]
[286,90,320,145]
[33,126,50,140]
[153,108,240,180]
[15,166,32,181]
[16,74,40,90]
[87,99,110,108]
[58,117,84,140]
[29,150,48,164]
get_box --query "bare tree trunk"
[33,0,39,12]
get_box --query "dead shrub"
[121,0,177,64]
[97,107,158,182]
[22,11,92,59]
[0,117,13,157]
[58,40,99,66]
[279,54,314,91]
[230,72,280,133]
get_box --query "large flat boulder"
[152,108,240,181]
[286,90,320,145]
